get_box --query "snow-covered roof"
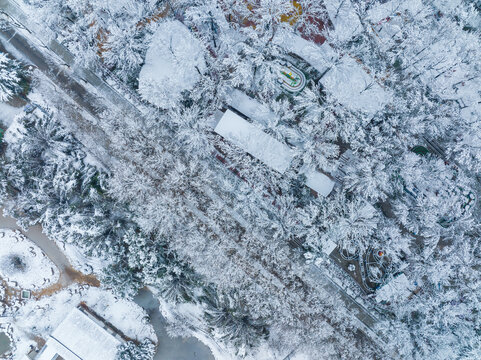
[36,307,122,360]
[322,56,391,115]
[302,168,335,197]
[322,239,337,255]
[138,20,206,108]
[227,89,278,127]
[214,109,294,173]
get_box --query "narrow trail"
[0,208,100,299]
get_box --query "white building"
[214,109,294,173]
[214,106,335,196]
[36,306,124,360]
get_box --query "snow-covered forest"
[1,0,481,359]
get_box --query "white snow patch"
[289,352,312,360]
[0,229,58,290]
[3,109,26,147]
[375,273,413,304]
[138,20,206,108]
[325,0,363,42]
[322,56,391,115]
[0,103,23,127]
[321,239,337,256]
[60,241,109,275]
[302,167,335,197]
[366,0,424,23]
[0,36,33,66]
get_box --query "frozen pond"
[0,332,11,356]
[134,289,214,360]
[0,209,214,360]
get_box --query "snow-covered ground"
[324,0,363,42]
[0,229,59,290]
[60,241,109,276]
[138,20,206,108]
[366,0,424,24]
[322,56,391,115]
[0,102,23,128]
[375,273,414,304]
[10,285,156,359]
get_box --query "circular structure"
[277,62,306,93]
[0,229,59,289]
[340,244,360,261]
[363,247,392,287]
[375,249,385,260]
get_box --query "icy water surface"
[0,332,11,356]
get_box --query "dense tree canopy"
[3,0,481,358]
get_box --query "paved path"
[0,208,74,287]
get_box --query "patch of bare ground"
[32,266,100,299]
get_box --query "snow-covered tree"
[205,290,269,351]
[116,340,155,360]
[0,51,22,101]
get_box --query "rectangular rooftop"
[214,109,294,173]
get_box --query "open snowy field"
[0,229,58,289]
